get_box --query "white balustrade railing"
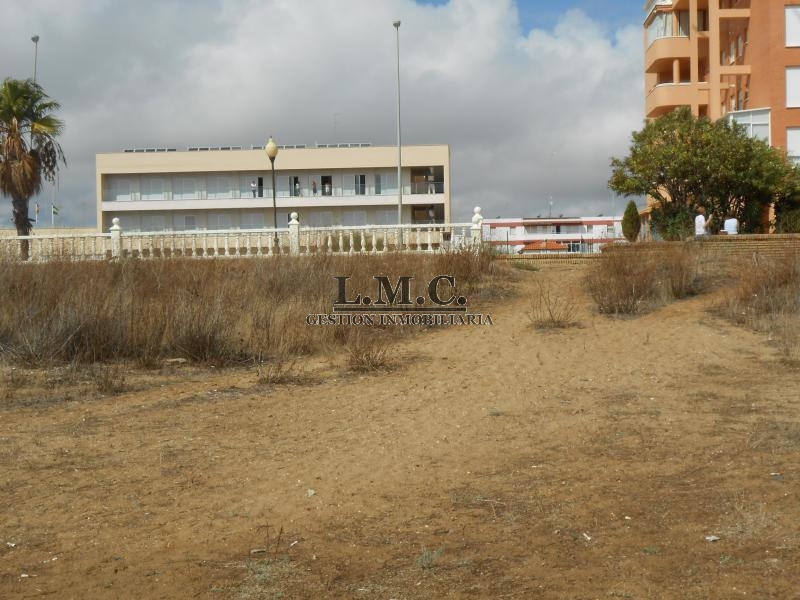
[0,232,112,262]
[0,207,485,262]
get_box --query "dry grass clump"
[584,243,701,315]
[346,331,392,372]
[527,280,578,329]
[0,249,497,366]
[719,252,800,360]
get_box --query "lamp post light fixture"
[265,136,279,251]
[31,35,39,84]
[393,19,403,247]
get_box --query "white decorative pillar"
[289,212,300,256]
[110,217,122,259]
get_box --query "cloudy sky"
[1,0,646,227]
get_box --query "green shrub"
[621,200,641,243]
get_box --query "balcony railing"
[105,182,446,203]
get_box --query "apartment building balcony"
[646,82,708,118]
[645,35,692,74]
[101,186,446,213]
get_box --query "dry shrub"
[661,244,700,299]
[585,243,703,315]
[584,245,660,314]
[527,280,577,328]
[0,249,497,366]
[719,252,800,359]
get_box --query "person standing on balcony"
[695,206,712,237]
[251,180,257,198]
[312,180,318,195]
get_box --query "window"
[787,67,800,107]
[109,178,132,202]
[207,212,234,230]
[141,214,167,232]
[174,215,197,231]
[354,174,366,195]
[373,209,395,225]
[175,177,200,200]
[276,176,291,198]
[788,128,800,164]
[374,174,382,195]
[306,211,333,227]
[291,176,302,197]
[207,176,233,199]
[727,107,770,143]
[678,11,689,37]
[240,212,265,229]
[787,6,800,47]
[647,12,673,46]
[141,178,165,201]
[342,210,367,226]
[321,175,333,196]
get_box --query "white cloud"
[0,0,643,226]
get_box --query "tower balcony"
[645,35,692,73]
[646,82,709,118]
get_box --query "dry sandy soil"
[1,264,799,599]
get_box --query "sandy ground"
[1,264,799,599]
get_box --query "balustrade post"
[289,212,300,256]
[110,217,122,260]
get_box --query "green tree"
[609,107,795,238]
[0,78,65,256]
[621,200,641,242]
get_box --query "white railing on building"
[1,208,484,262]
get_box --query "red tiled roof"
[520,241,569,252]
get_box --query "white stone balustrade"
[0,208,484,262]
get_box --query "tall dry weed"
[0,250,497,366]
[585,243,701,315]
[719,252,800,359]
[527,280,578,328]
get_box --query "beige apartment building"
[645,0,800,161]
[96,143,450,232]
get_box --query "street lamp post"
[265,136,279,251]
[393,19,403,247]
[31,35,39,84]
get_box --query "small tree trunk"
[12,198,32,261]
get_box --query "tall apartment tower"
[644,0,800,163]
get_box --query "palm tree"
[0,77,65,258]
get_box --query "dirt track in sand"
[1,264,799,599]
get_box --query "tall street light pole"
[265,136,279,252]
[393,20,403,247]
[31,35,39,84]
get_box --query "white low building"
[96,143,450,232]
[484,216,623,254]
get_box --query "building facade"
[484,216,623,254]
[644,0,800,162]
[96,144,450,232]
